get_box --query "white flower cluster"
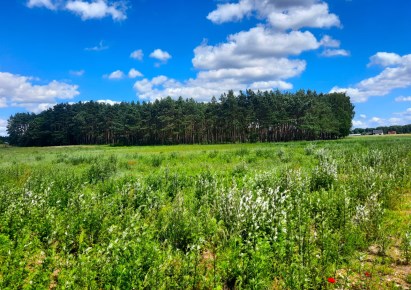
[353,192,383,225]
[215,179,292,242]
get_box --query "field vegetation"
[0,135,410,289]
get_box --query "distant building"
[372,130,384,135]
[387,131,397,135]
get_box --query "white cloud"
[395,96,411,102]
[368,52,402,67]
[321,49,350,57]
[193,28,319,71]
[352,120,365,127]
[318,35,349,57]
[27,0,56,10]
[130,49,144,61]
[65,0,127,21]
[266,3,340,30]
[149,49,172,62]
[128,68,143,79]
[320,35,340,48]
[331,53,411,103]
[0,119,7,136]
[0,97,6,108]
[26,0,127,21]
[22,102,58,113]
[0,71,79,113]
[207,0,340,30]
[196,58,305,82]
[360,114,367,119]
[247,80,293,91]
[96,99,121,105]
[207,0,253,24]
[85,40,108,51]
[105,70,125,80]
[69,69,85,76]
[370,117,384,125]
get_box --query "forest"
[6,90,354,146]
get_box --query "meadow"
[0,136,410,289]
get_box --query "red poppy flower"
[365,271,371,277]
[327,277,336,283]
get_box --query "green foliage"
[151,154,164,167]
[85,155,118,183]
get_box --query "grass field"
[0,136,410,289]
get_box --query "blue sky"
[1,0,411,136]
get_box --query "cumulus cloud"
[207,0,340,30]
[320,35,340,48]
[266,3,340,30]
[331,52,411,103]
[207,0,253,24]
[149,49,172,63]
[352,120,365,128]
[0,97,6,108]
[368,52,402,67]
[65,0,127,21]
[130,49,144,61]
[0,119,7,136]
[395,96,411,102]
[85,40,109,51]
[321,49,350,57]
[105,70,125,80]
[193,28,319,71]
[26,0,127,21]
[128,68,143,79]
[318,35,349,57]
[27,0,56,10]
[0,71,79,113]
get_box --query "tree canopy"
[7,90,355,146]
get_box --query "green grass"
[0,135,410,289]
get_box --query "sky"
[1,0,411,136]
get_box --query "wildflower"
[327,277,336,283]
[364,271,371,277]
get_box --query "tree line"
[351,124,411,135]
[7,90,354,146]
